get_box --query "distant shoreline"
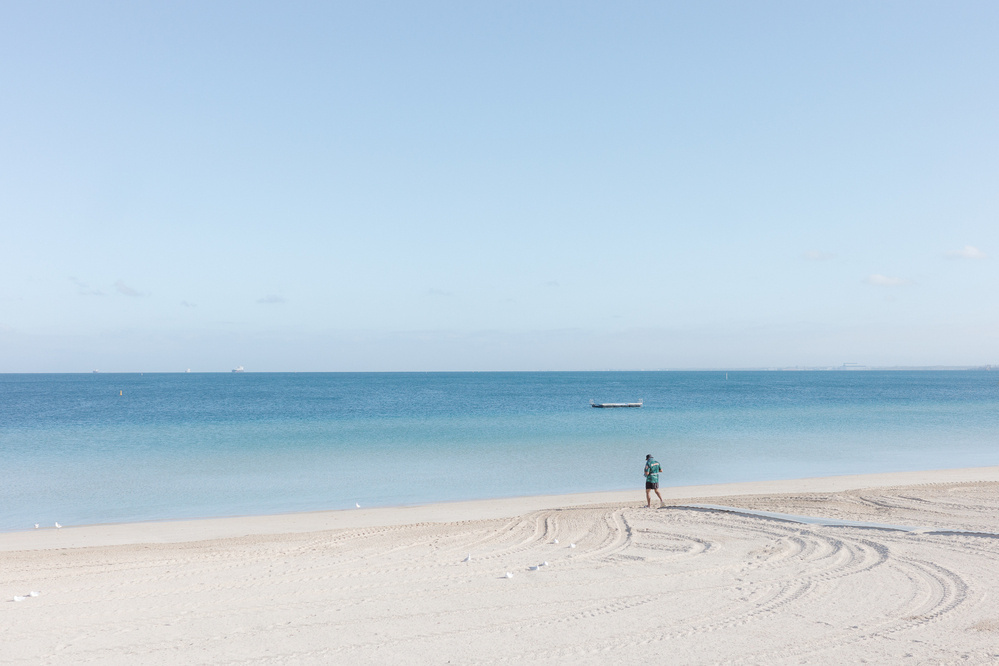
[3,366,998,374]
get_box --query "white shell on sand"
[504,572,514,579]
[11,591,40,602]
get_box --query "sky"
[1,1,997,371]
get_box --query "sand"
[3,467,999,664]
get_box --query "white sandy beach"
[3,467,999,664]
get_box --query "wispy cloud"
[69,277,104,296]
[864,274,909,287]
[257,294,287,304]
[803,250,835,261]
[945,245,986,260]
[115,279,145,297]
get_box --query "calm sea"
[2,371,998,531]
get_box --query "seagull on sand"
[529,565,540,571]
[355,502,361,509]
[29,591,39,597]
[463,553,472,562]
[54,522,62,529]
[505,572,514,579]
[569,543,576,548]
[13,596,26,602]
[552,539,558,544]
[34,524,39,529]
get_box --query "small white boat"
[590,400,643,408]
[232,366,245,373]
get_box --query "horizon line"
[3,365,998,375]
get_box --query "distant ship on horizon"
[232,366,245,373]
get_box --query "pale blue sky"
[2,2,997,371]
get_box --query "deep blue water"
[2,371,998,531]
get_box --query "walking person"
[644,454,665,508]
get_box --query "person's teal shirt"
[644,459,661,483]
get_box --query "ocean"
[1,371,997,531]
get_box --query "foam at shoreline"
[5,465,998,551]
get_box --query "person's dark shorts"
[646,482,659,490]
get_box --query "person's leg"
[655,488,664,506]
[645,488,652,507]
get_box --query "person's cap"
[646,454,652,460]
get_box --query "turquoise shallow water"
[1,371,998,530]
